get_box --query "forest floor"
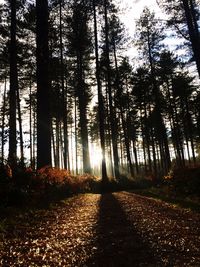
[0,192,200,267]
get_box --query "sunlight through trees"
[0,0,200,181]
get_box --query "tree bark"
[59,0,69,170]
[1,78,7,163]
[74,97,78,174]
[76,50,91,174]
[93,0,108,184]
[113,41,134,177]
[183,0,200,78]
[16,85,24,166]
[8,0,18,167]
[104,0,120,179]
[29,80,33,168]
[36,0,52,168]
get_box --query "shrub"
[0,164,101,206]
[35,166,101,195]
[163,165,200,196]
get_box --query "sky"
[0,0,161,37]
[0,0,186,67]
[115,0,189,67]
[1,0,198,166]
[113,0,171,61]
[116,0,163,36]
[0,0,162,42]
[0,0,167,62]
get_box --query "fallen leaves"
[0,194,100,266]
[115,192,200,266]
[0,192,200,266]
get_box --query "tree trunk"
[76,50,91,174]
[16,85,24,166]
[29,80,33,168]
[36,0,52,168]
[1,78,7,163]
[75,97,78,174]
[133,143,139,174]
[93,0,108,184]
[52,122,56,167]
[185,97,196,163]
[55,117,60,168]
[8,0,18,167]
[104,0,120,179]
[183,0,200,78]
[105,84,114,177]
[59,121,64,168]
[33,107,36,169]
[113,41,134,177]
[143,107,152,172]
[59,0,69,170]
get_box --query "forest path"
[0,192,200,266]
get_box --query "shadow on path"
[85,193,156,267]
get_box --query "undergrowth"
[133,165,200,212]
[1,163,199,212]
[0,164,101,208]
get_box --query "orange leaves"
[0,164,101,207]
[0,194,101,266]
[34,166,100,194]
[36,166,71,185]
[67,173,100,193]
[164,169,173,181]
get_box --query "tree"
[116,58,137,176]
[132,67,153,173]
[59,0,69,170]
[157,0,200,78]
[158,50,197,166]
[109,14,135,177]
[92,0,108,183]
[36,0,52,168]
[135,7,171,176]
[67,1,92,174]
[8,0,18,167]
[0,79,8,164]
[103,0,120,179]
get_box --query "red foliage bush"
[164,165,200,195]
[36,166,70,185]
[34,166,100,194]
[0,164,101,206]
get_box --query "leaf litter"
[0,192,199,266]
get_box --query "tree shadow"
[85,193,156,267]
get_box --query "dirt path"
[0,192,199,266]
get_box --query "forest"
[0,0,200,265]
[0,0,200,199]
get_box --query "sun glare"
[90,144,102,169]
